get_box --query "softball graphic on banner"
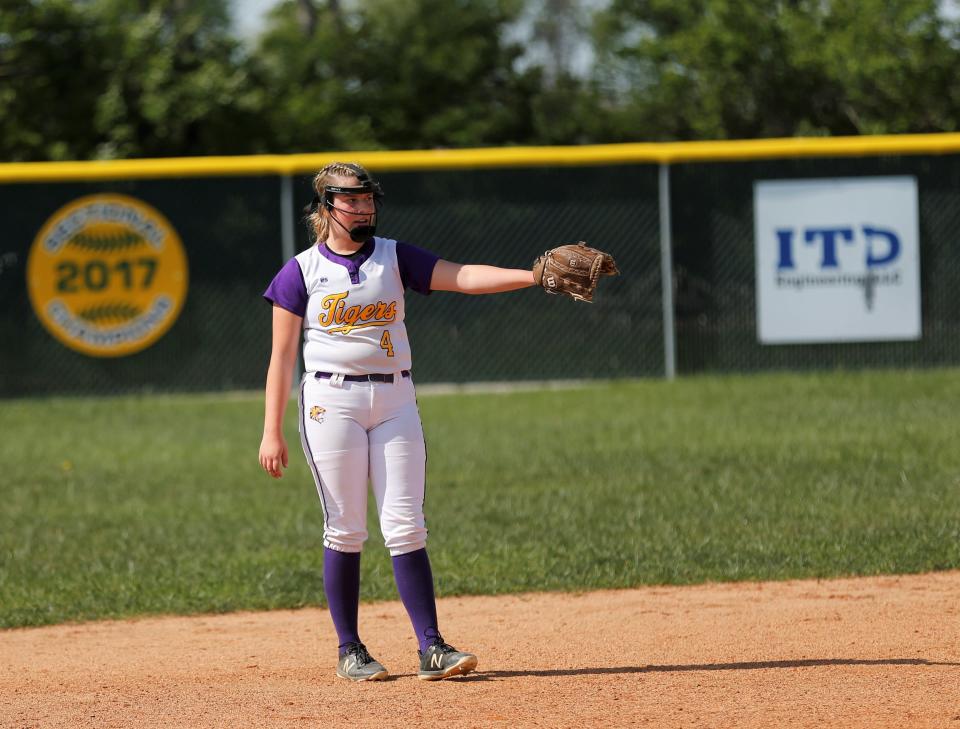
[27,194,188,357]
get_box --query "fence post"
[280,174,301,388]
[659,163,676,380]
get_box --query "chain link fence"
[298,166,663,384]
[3,144,960,397]
[1,164,662,396]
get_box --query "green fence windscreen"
[6,147,960,398]
[297,166,663,384]
[2,165,662,396]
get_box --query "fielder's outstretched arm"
[259,305,303,479]
[430,260,536,294]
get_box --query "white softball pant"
[298,372,428,556]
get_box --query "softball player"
[258,162,535,681]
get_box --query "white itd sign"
[754,176,921,344]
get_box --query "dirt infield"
[3,571,959,728]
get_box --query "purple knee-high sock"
[392,548,441,653]
[323,547,362,656]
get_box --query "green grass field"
[2,369,959,629]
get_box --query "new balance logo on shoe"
[417,640,478,681]
[336,643,388,682]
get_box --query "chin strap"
[327,212,375,243]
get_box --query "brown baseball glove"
[532,241,619,302]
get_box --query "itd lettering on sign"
[753,177,920,344]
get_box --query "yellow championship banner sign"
[26,194,188,357]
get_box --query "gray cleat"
[336,642,388,682]
[417,639,478,680]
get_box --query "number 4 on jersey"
[380,330,395,357]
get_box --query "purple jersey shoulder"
[263,257,307,317]
[396,240,440,295]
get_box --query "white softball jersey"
[263,237,439,374]
[263,237,439,555]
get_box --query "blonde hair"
[307,161,371,243]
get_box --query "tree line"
[2,0,959,162]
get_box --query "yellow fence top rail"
[4,133,960,182]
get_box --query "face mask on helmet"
[307,164,385,243]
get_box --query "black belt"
[315,370,410,383]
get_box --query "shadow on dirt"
[456,657,960,680]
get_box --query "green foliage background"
[3,0,960,161]
[2,370,959,629]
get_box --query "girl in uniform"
[259,162,535,681]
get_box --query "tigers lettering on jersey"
[318,291,398,334]
[263,237,440,375]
